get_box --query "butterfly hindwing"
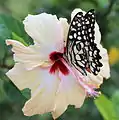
[64,9,102,75]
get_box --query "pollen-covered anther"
[49,51,69,75]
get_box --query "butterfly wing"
[64,9,102,75]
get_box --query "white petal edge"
[52,72,86,119]
[6,63,60,115]
[71,8,101,43]
[98,44,110,79]
[23,13,64,53]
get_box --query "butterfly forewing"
[64,9,103,76]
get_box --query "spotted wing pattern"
[64,9,103,75]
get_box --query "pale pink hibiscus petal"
[59,18,69,47]
[86,73,103,87]
[6,40,52,70]
[6,63,60,115]
[23,13,64,53]
[52,72,86,119]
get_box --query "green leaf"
[94,94,118,120]
[0,79,8,102]
[39,113,52,120]
[12,32,28,46]
[0,24,11,61]
[0,24,11,40]
[0,14,33,46]
[4,56,14,68]
[112,90,119,119]
[21,88,31,100]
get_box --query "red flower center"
[49,51,69,75]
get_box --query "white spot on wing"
[69,35,73,39]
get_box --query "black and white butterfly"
[64,9,103,76]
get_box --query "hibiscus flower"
[6,8,110,119]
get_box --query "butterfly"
[64,9,103,76]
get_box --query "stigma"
[49,51,69,75]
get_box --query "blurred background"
[0,0,119,120]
